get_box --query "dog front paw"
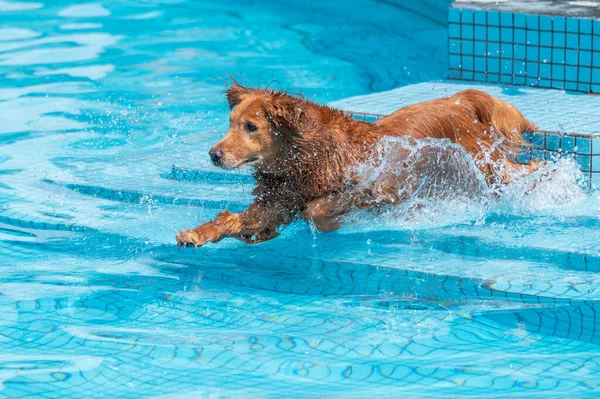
[176,229,208,248]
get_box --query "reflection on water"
[0,0,600,397]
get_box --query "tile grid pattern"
[448,7,600,92]
[331,82,600,189]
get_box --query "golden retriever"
[176,80,535,247]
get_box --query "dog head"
[209,81,313,171]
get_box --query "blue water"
[1,0,600,398]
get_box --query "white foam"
[340,136,596,232]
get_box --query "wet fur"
[176,83,536,247]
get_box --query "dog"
[176,80,536,247]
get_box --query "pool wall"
[448,4,600,92]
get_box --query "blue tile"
[462,8,474,23]
[594,20,600,35]
[552,64,565,81]
[595,36,600,51]
[462,71,474,80]
[475,25,487,41]
[553,48,565,64]
[577,137,591,154]
[527,14,539,29]
[540,47,551,63]
[515,45,525,60]
[449,69,461,79]
[566,81,578,92]
[474,41,486,56]
[488,27,500,42]
[553,32,566,48]
[593,157,600,172]
[488,42,500,57]
[580,51,592,66]
[553,16,566,32]
[501,27,512,42]
[474,72,487,81]
[580,35,592,50]
[462,40,474,55]
[474,10,487,25]
[581,19,592,34]
[577,155,591,171]
[527,76,539,86]
[488,58,500,73]
[500,11,513,26]
[449,7,461,23]
[527,30,538,45]
[580,66,591,82]
[449,39,461,54]
[593,84,600,93]
[501,43,513,58]
[566,33,578,49]
[526,61,539,76]
[593,68,600,84]
[531,132,545,148]
[513,76,525,85]
[526,46,539,61]
[562,136,575,152]
[540,15,552,31]
[501,72,512,84]
[502,59,512,73]
[475,56,486,72]
[514,13,526,28]
[463,55,474,70]
[514,61,526,75]
[566,18,579,33]
[546,134,560,151]
[487,72,500,82]
[462,24,474,40]
[488,11,500,26]
[540,31,552,46]
[566,66,578,83]
[449,55,461,69]
[552,79,565,90]
[514,28,526,44]
[593,139,600,155]
[449,23,460,39]
[566,49,578,65]
[578,82,591,92]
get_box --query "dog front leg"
[176,210,242,248]
[176,201,294,247]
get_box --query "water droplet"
[455,99,461,105]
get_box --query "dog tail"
[456,89,536,154]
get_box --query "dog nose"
[209,148,224,164]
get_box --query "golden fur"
[176,81,536,247]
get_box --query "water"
[1,0,600,397]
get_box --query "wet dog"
[176,80,536,247]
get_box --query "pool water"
[1,0,600,398]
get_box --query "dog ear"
[264,96,312,138]
[225,80,251,109]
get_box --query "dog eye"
[245,122,257,132]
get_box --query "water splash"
[341,136,592,231]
